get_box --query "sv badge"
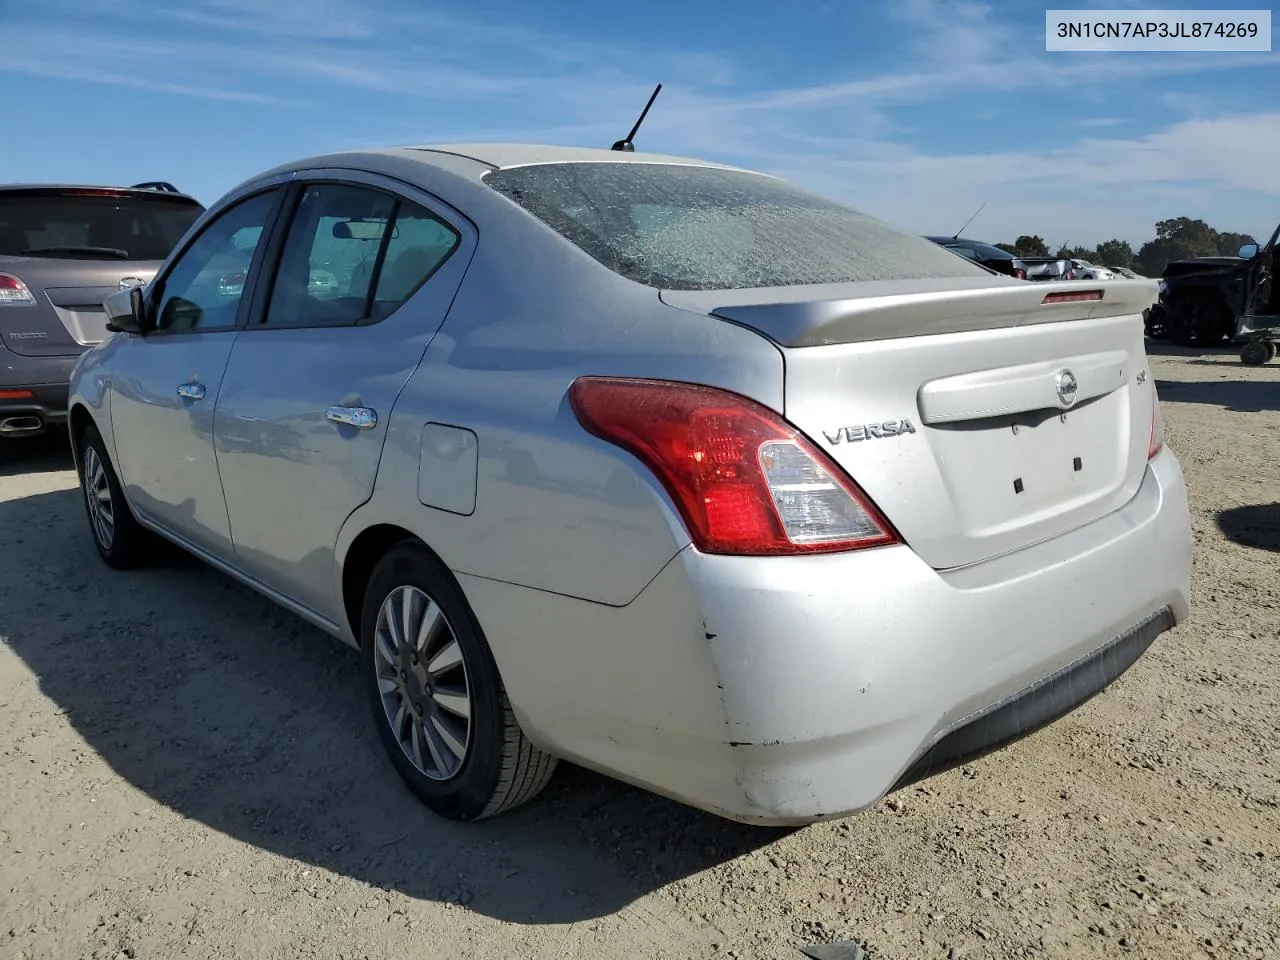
[823,419,916,445]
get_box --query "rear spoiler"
[663,277,1160,348]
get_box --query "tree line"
[994,217,1259,277]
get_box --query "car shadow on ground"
[1217,503,1280,554]
[0,487,784,926]
[1154,378,1280,414]
[0,434,75,478]
[1142,340,1235,359]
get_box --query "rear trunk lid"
[662,276,1161,570]
[0,256,163,356]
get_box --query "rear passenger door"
[212,173,474,623]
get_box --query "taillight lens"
[0,273,36,307]
[568,377,899,556]
[1148,390,1165,460]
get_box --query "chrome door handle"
[325,405,377,430]
[177,383,206,400]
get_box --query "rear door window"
[0,189,203,261]
[262,183,460,328]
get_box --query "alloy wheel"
[373,585,473,781]
[83,446,115,550]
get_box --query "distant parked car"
[69,144,1191,826]
[925,235,1031,279]
[1065,261,1117,281]
[0,182,204,442]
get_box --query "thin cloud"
[1,57,309,107]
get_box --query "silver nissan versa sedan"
[67,144,1192,826]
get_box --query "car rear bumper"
[462,449,1192,825]
[0,383,70,436]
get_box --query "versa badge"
[823,419,916,445]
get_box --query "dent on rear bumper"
[463,451,1191,825]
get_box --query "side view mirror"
[1238,243,1259,260]
[104,283,154,334]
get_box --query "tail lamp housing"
[568,377,899,556]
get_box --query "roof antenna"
[611,83,663,152]
[952,202,986,239]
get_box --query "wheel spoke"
[423,718,452,775]
[430,714,467,760]
[410,721,427,770]
[375,629,398,667]
[432,687,471,720]
[392,701,408,739]
[399,586,418,653]
[415,600,442,652]
[426,639,462,676]
[376,676,398,695]
[386,596,407,651]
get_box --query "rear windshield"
[0,190,204,261]
[484,162,987,291]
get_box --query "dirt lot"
[1,345,1277,960]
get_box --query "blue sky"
[3,0,1278,248]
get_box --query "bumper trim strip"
[891,606,1176,791]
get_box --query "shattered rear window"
[484,162,987,291]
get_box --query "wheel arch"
[341,523,448,643]
[67,402,96,471]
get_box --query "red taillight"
[1042,289,1103,304]
[0,389,34,400]
[0,273,36,306]
[568,377,899,556]
[1148,391,1165,460]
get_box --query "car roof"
[255,143,763,184]
[401,142,758,173]
[0,183,202,203]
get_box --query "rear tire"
[1165,293,1233,348]
[1240,341,1273,366]
[359,542,557,821]
[78,423,154,569]
[1143,305,1168,340]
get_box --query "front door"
[109,187,284,559]
[213,175,473,620]
[1244,222,1280,319]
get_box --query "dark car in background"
[0,182,204,442]
[1146,224,1280,347]
[925,235,1031,279]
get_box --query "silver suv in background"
[0,183,204,442]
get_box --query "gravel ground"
[1,345,1277,960]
